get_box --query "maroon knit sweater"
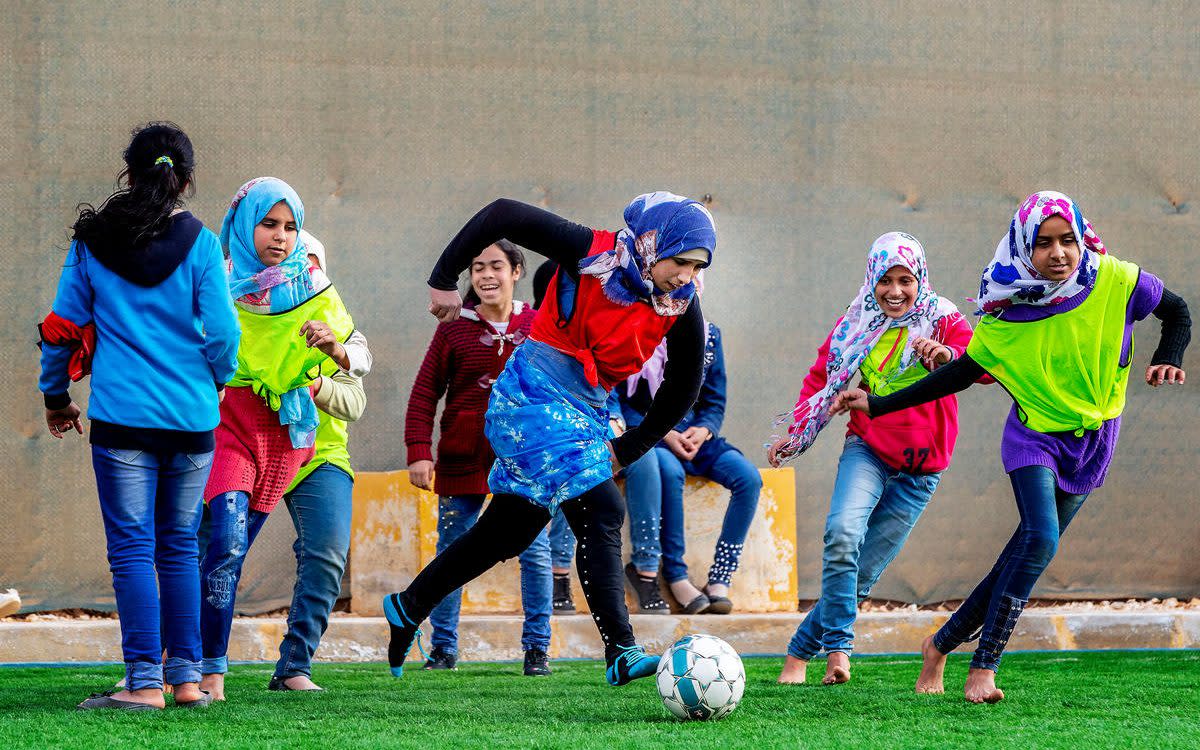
[405,300,536,496]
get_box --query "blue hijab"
[221,177,317,312]
[578,191,716,316]
[220,177,323,448]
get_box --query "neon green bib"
[859,328,928,396]
[966,254,1140,435]
[287,356,354,492]
[229,285,355,411]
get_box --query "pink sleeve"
[937,312,973,359]
[792,325,836,418]
[937,312,994,384]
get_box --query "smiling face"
[874,265,918,318]
[470,243,521,306]
[253,201,298,267]
[1030,214,1081,281]
[649,255,704,293]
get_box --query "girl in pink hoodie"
[768,232,985,686]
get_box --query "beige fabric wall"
[3,2,1197,612]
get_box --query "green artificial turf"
[2,652,1197,749]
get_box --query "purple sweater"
[995,271,1163,494]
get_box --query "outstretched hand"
[1145,364,1186,387]
[766,435,793,468]
[429,287,463,322]
[830,389,871,416]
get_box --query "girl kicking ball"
[385,192,715,686]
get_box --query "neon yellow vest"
[288,356,354,491]
[228,285,354,410]
[859,328,928,396]
[966,254,1140,435]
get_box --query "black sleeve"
[1149,286,1191,368]
[867,353,986,417]
[611,301,705,466]
[428,199,595,290]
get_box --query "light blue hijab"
[220,177,318,312]
[220,176,323,448]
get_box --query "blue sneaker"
[605,644,659,686]
[383,592,426,678]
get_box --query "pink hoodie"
[794,312,985,474]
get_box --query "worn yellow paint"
[1052,614,1078,650]
[350,468,798,615]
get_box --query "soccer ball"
[655,634,745,721]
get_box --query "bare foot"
[110,688,166,708]
[777,655,808,684]
[964,667,1004,704]
[172,682,204,703]
[200,673,226,702]
[282,675,322,691]
[915,634,947,694]
[822,651,850,685]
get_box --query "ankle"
[669,579,703,603]
[705,582,729,598]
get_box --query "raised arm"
[611,300,705,466]
[855,353,987,417]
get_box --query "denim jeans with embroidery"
[199,490,269,674]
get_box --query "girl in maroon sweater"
[404,240,553,676]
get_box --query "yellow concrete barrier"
[350,468,796,615]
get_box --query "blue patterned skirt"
[485,341,613,513]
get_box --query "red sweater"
[796,313,984,474]
[405,301,536,496]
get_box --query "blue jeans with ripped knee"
[199,490,269,674]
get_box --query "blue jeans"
[934,465,1088,671]
[548,451,660,573]
[92,445,212,690]
[429,495,552,653]
[274,464,353,678]
[788,437,940,659]
[199,490,269,674]
[658,446,762,585]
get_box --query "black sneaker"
[624,562,669,614]
[423,646,458,670]
[552,574,576,615]
[523,648,551,676]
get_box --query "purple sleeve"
[1129,269,1164,322]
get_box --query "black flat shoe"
[268,675,324,692]
[552,574,576,615]
[681,593,711,614]
[423,646,458,671]
[702,595,733,614]
[77,691,161,711]
[624,563,669,614]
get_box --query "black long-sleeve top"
[428,199,706,467]
[868,287,1192,417]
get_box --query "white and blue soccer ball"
[655,634,745,721]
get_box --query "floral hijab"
[578,191,716,316]
[975,190,1106,316]
[776,232,959,460]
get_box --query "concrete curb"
[3,610,1198,664]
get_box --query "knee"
[822,525,861,562]
[656,452,686,483]
[729,463,763,496]
[1021,529,1059,568]
[203,566,238,610]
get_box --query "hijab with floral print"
[774,232,960,462]
[578,191,716,316]
[974,190,1106,316]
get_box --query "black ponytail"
[463,239,526,305]
[72,121,196,256]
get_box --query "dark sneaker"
[423,646,458,671]
[523,648,551,676]
[382,592,425,678]
[604,644,658,686]
[552,574,576,615]
[624,563,669,614]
